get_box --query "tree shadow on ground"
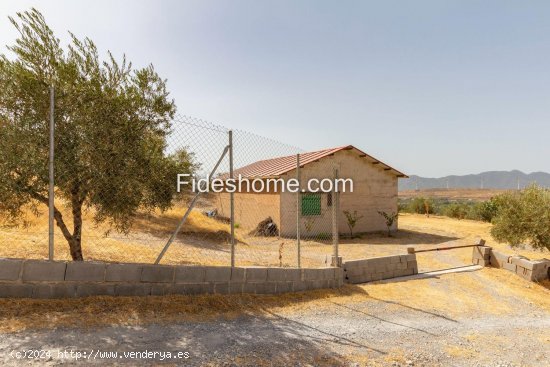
[0,314,377,366]
[0,286,379,366]
[340,229,459,246]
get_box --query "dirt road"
[0,276,548,367]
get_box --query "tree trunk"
[69,185,84,261]
[51,206,82,260]
[25,183,85,260]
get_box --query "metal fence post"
[332,168,339,265]
[48,86,55,261]
[296,154,301,268]
[155,144,229,264]
[229,130,235,267]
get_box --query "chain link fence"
[1,106,342,268]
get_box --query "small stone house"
[216,145,407,237]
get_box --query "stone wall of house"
[216,190,280,232]
[279,149,399,237]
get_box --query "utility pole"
[296,154,301,268]
[48,86,55,261]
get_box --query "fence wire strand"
[1,113,342,267]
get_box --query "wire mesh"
[1,107,342,267]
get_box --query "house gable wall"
[279,149,398,236]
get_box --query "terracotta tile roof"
[229,145,407,178]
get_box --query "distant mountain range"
[398,170,550,191]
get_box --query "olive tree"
[491,185,550,251]
[0,9,195,260]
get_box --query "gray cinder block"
[322,268,336,280]
[106,264,142,282]
[75,284,115,297]
[141,265,175,283]
[510,256,528,265]
[65,262,106,282]
[371,273,383,281]
[204,267,231,282]
[53,283,77,298]
[114,284,151,297]
[334,267,344,281]
[400,254,416,263]
[502,262,517,272]
[293,281,307,292]
[231,267,245,282]
[267,268,287,282]
[303,268,322,281]
[255,282,277,294]
[0,259,22,281]
[32,284,52,298]
[245,267,267,282]
[181,283,214,295]
[214,283,230,295]
[22,260,66,282]
[0,284,34,298]
[490,251,510,268]
[276,282,293,294]
[515,266,533,281]
[174,266,205,283]
[375,264,389,273]
[228,282,244,294]
[390,256,402,264]
[285,268,302,282]
[242,282,257,294]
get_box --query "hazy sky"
[1,1,549,177]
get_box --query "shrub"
[491,184,550,251]
[407,197,435,215]
[469,199,500,222]
[343,210,363,238]
[378,211,398,237]
[444,203,470,220]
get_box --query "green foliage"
[443,202,470,220]
[343,210,363,238]
[470,199,500,222]
[377,211,398,236]
[0,9,196,260]
[407,197,435,215]
[491,185,550,251]
[399,197,499,223]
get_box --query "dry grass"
[0,206,244,266]
[0,286,365,333]
[445,345,478,359]
[1,207,548,268]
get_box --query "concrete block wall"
[472,247,550,282]
[343,254,418,284]
[471,246,492,267]
[0,258,344,299]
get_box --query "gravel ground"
[0,289,548,367]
